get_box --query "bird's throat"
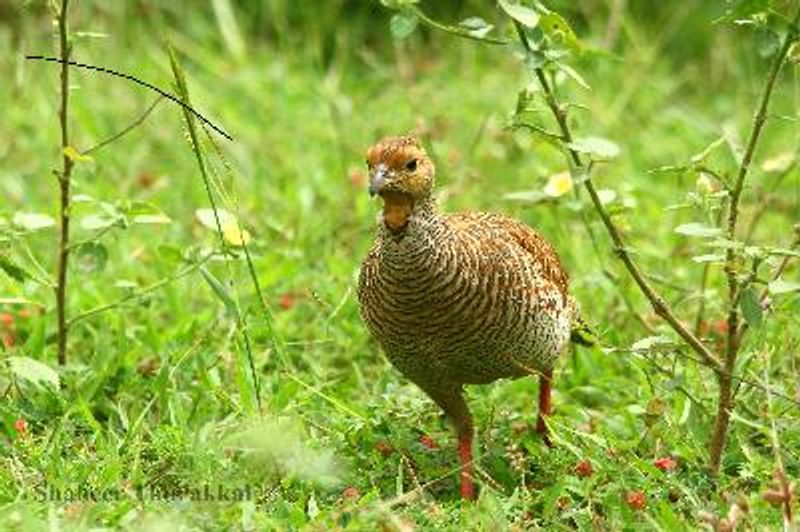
[381,192,414,232]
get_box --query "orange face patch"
[381,191,414,231]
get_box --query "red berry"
[375,441,393,457]
[342,486,360,499]
[349,169,366,188]
[712,320,729,335]
[574,460,594,478]
[626,490,647,510]
[0,313,13,326]
[419,434,438,449]
[14,418,27,435]
[279,293,295,310]
[654,456,677,472]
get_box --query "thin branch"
[617,344,800,408]
[67,255,214,327]
[507,121,564,141]
[512,20,724,373]
[82,95,164,155]
[25,55,232,141]
[411,6,508,45]
[55,0,73,366]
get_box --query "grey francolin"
[358,135,587,500]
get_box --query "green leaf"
[498,0,540,28]
[13,212,56,231]
[0,255,29,283]
[390,11,418,39]
[195,208,251,246]
[768,279,800,295]
[80,215,119,231]
[719,0,770,23]
[540,12,580,52]
[739,287,763,328]
[380,0,419,8]
[196,208,236,231]
[557,63,590,89]
[674,223,723,238]
[200,266,239,318]
[691,253,726,264]
[132,214,171,225]
[25,315,46,359]
[596,189,617,205]
[631,335,673,352]
[75,242,108,274]
[761,151,795,173]
[567,136,620,160]
[459,17,494,39]
[8,356,60,388]
[157,244,184,265]
[503,190,550,204]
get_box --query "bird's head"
[365,135,435,232]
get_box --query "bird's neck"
[379,194,439,239]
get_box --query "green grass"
[1,1,799,529]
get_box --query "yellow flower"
[62,146,93,162]
[543,171,573,197]
[222,220,252,247]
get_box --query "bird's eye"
[405,159,418,171]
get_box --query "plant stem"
[710,6,800,474]
[55,0,73,366]
[168,46,263,414]
[513,21,723,373]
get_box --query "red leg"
[421,383,475,500]
[458,431,474,500]
[537,368,553,446]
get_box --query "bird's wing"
[445,211,570,296]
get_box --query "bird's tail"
[570,315,600,347]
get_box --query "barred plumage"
[357,135,580,499]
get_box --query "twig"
[25,55,233,141]
[67,255,214,327]
[507,121,565,141]
[82,96,164,155]
[616,344,800,408]
[709,5,800,474]
[411,6,508,45]
[512,20,724,373]
[55,0,73,366]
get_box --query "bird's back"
[358,209,575,387]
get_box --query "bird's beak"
[368,167,387,197]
